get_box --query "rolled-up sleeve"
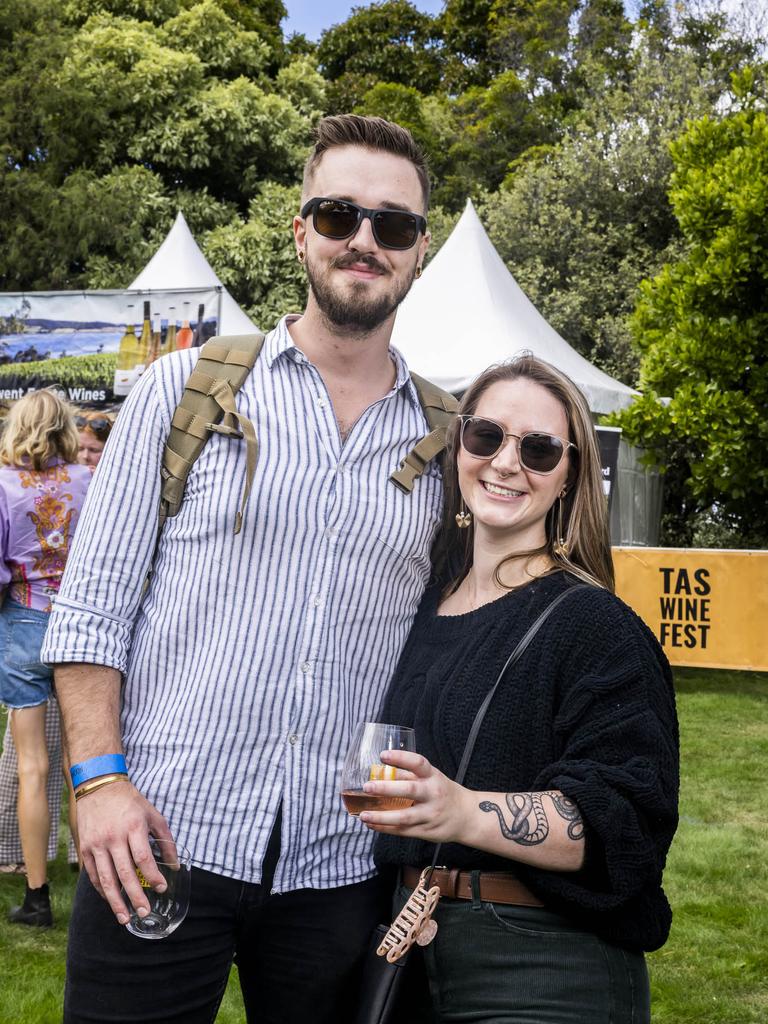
[41,363,172,673]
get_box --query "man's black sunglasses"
[301,198,427,251]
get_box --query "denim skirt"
[396,882,651,1024]
[0,599,53,709]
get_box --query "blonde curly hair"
[0,390,80,470]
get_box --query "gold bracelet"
[74,773,129,801]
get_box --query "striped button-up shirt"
[42,317,443,891]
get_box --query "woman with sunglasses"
[0,391,92,927]
[364,355,679,1023]
[75,411,114,471]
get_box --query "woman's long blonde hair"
[0,390,80,470]
[436,354,615,593]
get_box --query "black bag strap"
[427,583,588,875]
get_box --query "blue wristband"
[70,754,127,789]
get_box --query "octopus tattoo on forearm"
[479,790,584,846]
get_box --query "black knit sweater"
[375,571,679,952]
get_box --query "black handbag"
[354,923,413,1023]
[353,585,584,1024]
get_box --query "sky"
[282,1,445,41]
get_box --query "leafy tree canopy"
[611,68,768,543]
[478,32,722,383]
[318,0,443,110]
[0,0,321,289]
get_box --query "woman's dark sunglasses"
[301,197,427,251]
[458,415,576,474]
[76,415,112,437]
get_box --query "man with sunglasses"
[44,115,441,1023]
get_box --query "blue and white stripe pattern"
[42,316,443,891]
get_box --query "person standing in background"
[0,409,113,877]
[75,412,114,472]
[0,391,91,926]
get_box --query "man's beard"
[305,251,417,334]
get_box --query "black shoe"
[8,882,53,927]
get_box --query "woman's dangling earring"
[297,250,305,264]
[554,488,568,556]
[455,500,472,529]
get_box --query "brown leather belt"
[403,866,544,907]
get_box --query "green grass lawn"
[1,668,766,1023]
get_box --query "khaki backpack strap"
[150,333,264,591]
[390,373,458,493]
[159,333,264,533]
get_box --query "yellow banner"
[612,547,768,671]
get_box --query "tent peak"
[391,196,637,413]
[128,212,258,334]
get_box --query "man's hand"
[54,662,177,923]
[77,778,175,925]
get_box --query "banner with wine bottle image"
[0,287,222,408]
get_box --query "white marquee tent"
[391,200,637,414]
[129,211,258,335]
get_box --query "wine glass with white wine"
[340,722,416,816]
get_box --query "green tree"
[478,34,721,383]
[612,69,768,545]
[355,82,427,140]
[200,182,307,329]
[439,0,495,89]
[426,0,637,203]
[318,0,442,111]
[62,0,287,54]
[0,0,319,290]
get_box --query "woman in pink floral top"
[0,390,91,926]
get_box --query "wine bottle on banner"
[165,307,177,354]
[147,312,162,366]
[134,300,151,377]
[191,303,206,347]
[113,306,139,397]
[176,303,193,349]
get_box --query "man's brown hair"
[302,114,430,211]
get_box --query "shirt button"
[317,398,326,409]
[312,595,322,607]
[288,734,299,745]
[327,527,337,538]
[300,662,311,673]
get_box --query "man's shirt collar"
[265,315,421,411]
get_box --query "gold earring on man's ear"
[455,500,472,529]
[553,488,568,557]
[415,265,422,279]
[297,250,305,264]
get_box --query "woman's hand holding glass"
[340,723,418,815]
[358,749,472,845]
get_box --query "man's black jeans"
[64,822,390,1024]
